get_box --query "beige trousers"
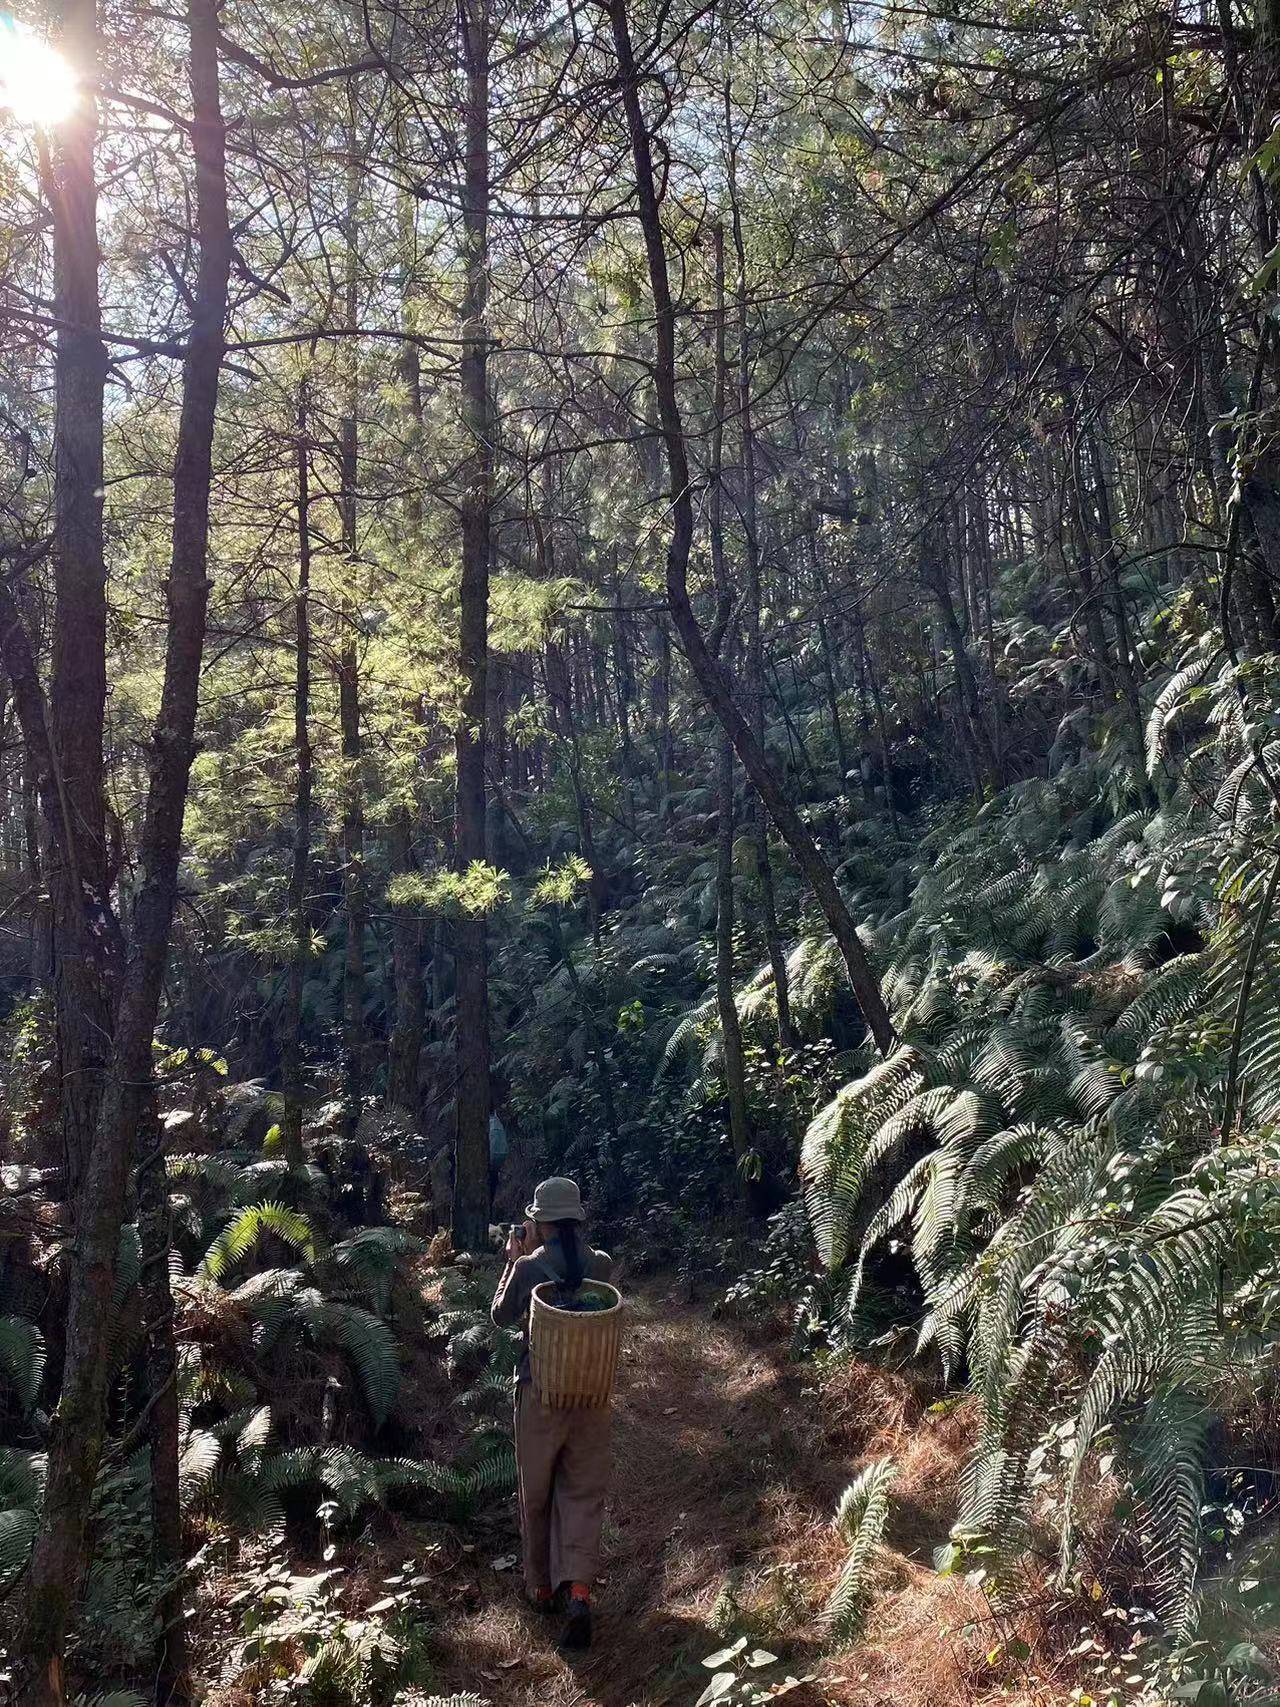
[514,1384,612,1595]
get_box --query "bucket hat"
[525,1176,586,1223]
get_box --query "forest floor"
[416,1276,1037,1707]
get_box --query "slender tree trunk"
[817,609,851,798]
[606,0,895,1055]
[338,150,366,1142]
[17,0,229,1695]
[452,0,493,1251]
[1085,426,1149,776]
[657,623,674,819]
[726,111,795,1054]
[708,223,756,1215]
[922,534,1000,792]
[280,384,313,1170]
[137,1104,188,1705]
[386,804,425,1116]
[22,743,52,988]
[715,733,758,1210]
[865,648,901,842]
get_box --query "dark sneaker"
[558,1596,592,1650]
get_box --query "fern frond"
[0,1315,44,1413]
[200,1201,314,1281]
[825,1457,897,1641]
[1145,647,1218,776]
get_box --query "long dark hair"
[556,1219,585,1290]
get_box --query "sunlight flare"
[0,16,77,127]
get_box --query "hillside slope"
[422,1279,1010,1707]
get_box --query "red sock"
[570,1581,591,1603]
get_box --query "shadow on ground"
[424,1282,979,1707]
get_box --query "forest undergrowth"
[188,1250,1029,1707]
[12,0,1280,1694]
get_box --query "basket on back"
[529,1279,624,1409]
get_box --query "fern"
[328,1226,425,1312]
[824,1458,897,1641]
[178,1426,223,1508]
[1145,646,1218,776]
[0,1503,37,1587]
[0,1315,44,1413]
[200,1201,315,1280]
[290,1295,402,1425]
[460,1441,517,1505]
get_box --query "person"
[491,1176,613,1650]
[488,1108,509,1206]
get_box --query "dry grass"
[422,1283,1058,1707]
[192,1274,1070,1707]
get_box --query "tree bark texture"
[17,1,230,1692]
[452,0,494,1252]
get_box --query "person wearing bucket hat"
[491,1176,613,1649]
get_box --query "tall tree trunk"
[338,150,366,1142]
[726,109,795,1054]
[708,222,756,1216]
[387,166,427,1125]
[452,0,493,1252]
[386,804,425,1116]
[280,384,313,1170]
[17,0,229,1695]
[606,0,895,1057]
[42,0,118,1203]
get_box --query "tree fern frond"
[294,1299,401,1426]
[1128,1387,1210,1640]
[0,1504,37,1588]
[1145,648,1218,776]
[178,1427,223,1508]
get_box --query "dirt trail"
[425,1282,993,1707]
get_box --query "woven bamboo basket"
[529,1280,624,1409]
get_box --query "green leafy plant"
[695,1636,813,1706]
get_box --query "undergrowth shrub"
[666,649,1280,1669]
[0,1087,520,1682]
[227,1551,437,1706]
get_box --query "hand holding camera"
[505,1220,533,1262]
